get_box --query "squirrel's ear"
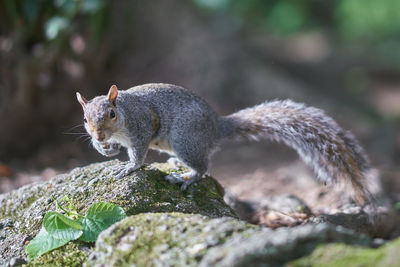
[107,85,118,106]
[76,92,87,109]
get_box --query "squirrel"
[76,83,373,204]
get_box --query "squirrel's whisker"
[63,124,84,133]
[63,132,89,135]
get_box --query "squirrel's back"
[124,83,204,103]
[120,83,215,115]
[119,83,221,140]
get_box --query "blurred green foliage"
[194,0,400,40]
[194,0,311,34]
[0,0,108,48]
[337,0,400,39]
[3,0,399,49]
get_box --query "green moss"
[1,161,236,265]
[87,213,253,266]
[26,242,90,267]
[289,238,400,267]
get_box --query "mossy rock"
[0,160,389,266]
[86,213,372,267]
[289,237,400,267]
[0,160,237,266]
[24,242,89,267]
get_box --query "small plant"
[25,196,126,259]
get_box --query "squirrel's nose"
[94,131,105,142]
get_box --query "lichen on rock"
[27,242,89,267]
[86,212,372,267]
[0,160,236,266]
[0,159,397,267]
[290,237,400,267]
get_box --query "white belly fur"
[149,137,175,155]
[110,130,175,156]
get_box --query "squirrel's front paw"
[102,143,121,157]
[113,163,141,179]
[93,140,121,157]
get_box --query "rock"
[0,159,396,266]
[87,212,372,267]
[257,194,312,215]
[309,202,399,238]
[226,191,398,238]
[8,257,26,267]
[0,160,236,266]
[248,194,312,228]
[224,192,313,227]
[226,192,316,228]
[290,237,400,267]
[311,169,399,238]
[223,189,256,222]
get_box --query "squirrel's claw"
[165,172,186,184]
[113,163,141,179]
[165,172,202,190]
[180,181,191,191]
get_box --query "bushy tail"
[219,100,373,204]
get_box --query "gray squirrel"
[76,83,372,204]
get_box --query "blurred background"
[0,0,399,211]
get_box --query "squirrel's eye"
[83,117,87,123]
[110,110,116,119]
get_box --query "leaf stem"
[52,196,84,218]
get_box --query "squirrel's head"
[76,85,123,143]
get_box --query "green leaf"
[43,212,82,240]
[86,202,126,221]
[79,202,126,242]
[25,227,71,259]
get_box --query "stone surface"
[309,202,398,238]
[0,160,236,266]
[87,212,372,267]
[0,159,397,266]
[226,190,398,238]
[290,237,400,267]
[245,194,312,228]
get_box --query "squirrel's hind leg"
[164,149,207,190]
[165,116,217,190]
[165,143,210,190]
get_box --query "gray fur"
[222,100,370,190]
[79,83,371,202]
